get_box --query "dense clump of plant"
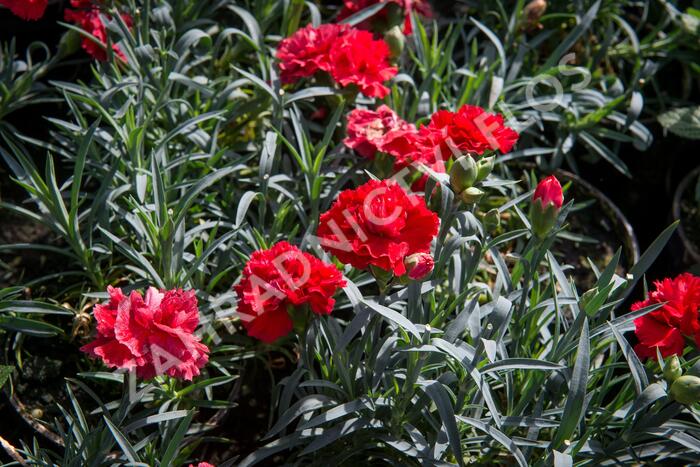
[0,1,699,466]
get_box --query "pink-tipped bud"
[404,253,434,281]
[530,175,563,238]
[533,175,563,209]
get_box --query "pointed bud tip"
[404,252,434,281]
[533,175,564,209]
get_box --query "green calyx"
[450,155,478,193]
[664,356,683,383]
[384,26,405,59]
[529,199,560,238]
[670,375,700,405]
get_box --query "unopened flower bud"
[483,208,500,231]
[58,30,81,58]
[450,155,478,193]
[404,252,434,281]
[475,156,495,182]
[579,288,597,312]
[670,375,700,405]
[529,175,563,238]
[664,356,683,383]
[458,187,484,205]
[384,25,405,59]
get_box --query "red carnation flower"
[344,106,438,191]
[317,179,439,275]
[234,242,346,343]
[64,5,132,61]
[82,286,209,380]
[417,105,519,162]
[329,28,397,98]
[533,175,563,209]
[276,24,396,98]
[276,23,349,84]
[337,0,433,34]
[398,138,448,192]
[344,105,417,161]
[0,0,47,20]
[633,273,700,359]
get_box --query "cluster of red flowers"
[0,0,47,20]
[234,242,346,343]
[345,104,519,187]
[64,0,132,61]
[633,273,700,359]
[82,286,209,380]
[234,180,440,343]
[276,23,397,98]
[337,0,433,34]
[1,0,130,61]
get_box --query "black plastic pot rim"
[1,357,243,452]
[509,162,641,268]
[672,166,700,264]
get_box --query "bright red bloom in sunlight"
[337,0,433,34]
[329,28,397,98]
[234,242,346,344]
[633,273,700,359]
[276,23,349,84]
[64,5,132,61]
[344,105,417,160]
[317,179,439,276]
[533,175,563,209]
[417,105,519,162]
[82,287,209,380]
[0,0,47,20]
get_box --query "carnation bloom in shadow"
[633,273,700,359]
[234,242,346,343]
[64,0,132,61]
[317,179,439,276]
[337,0,433,34]
[81,286,209,381]
[0,0,48,20]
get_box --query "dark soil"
[577,125,700,282]
[553,186,632,291]
[190,350,295,466]
[2,334,104,424]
